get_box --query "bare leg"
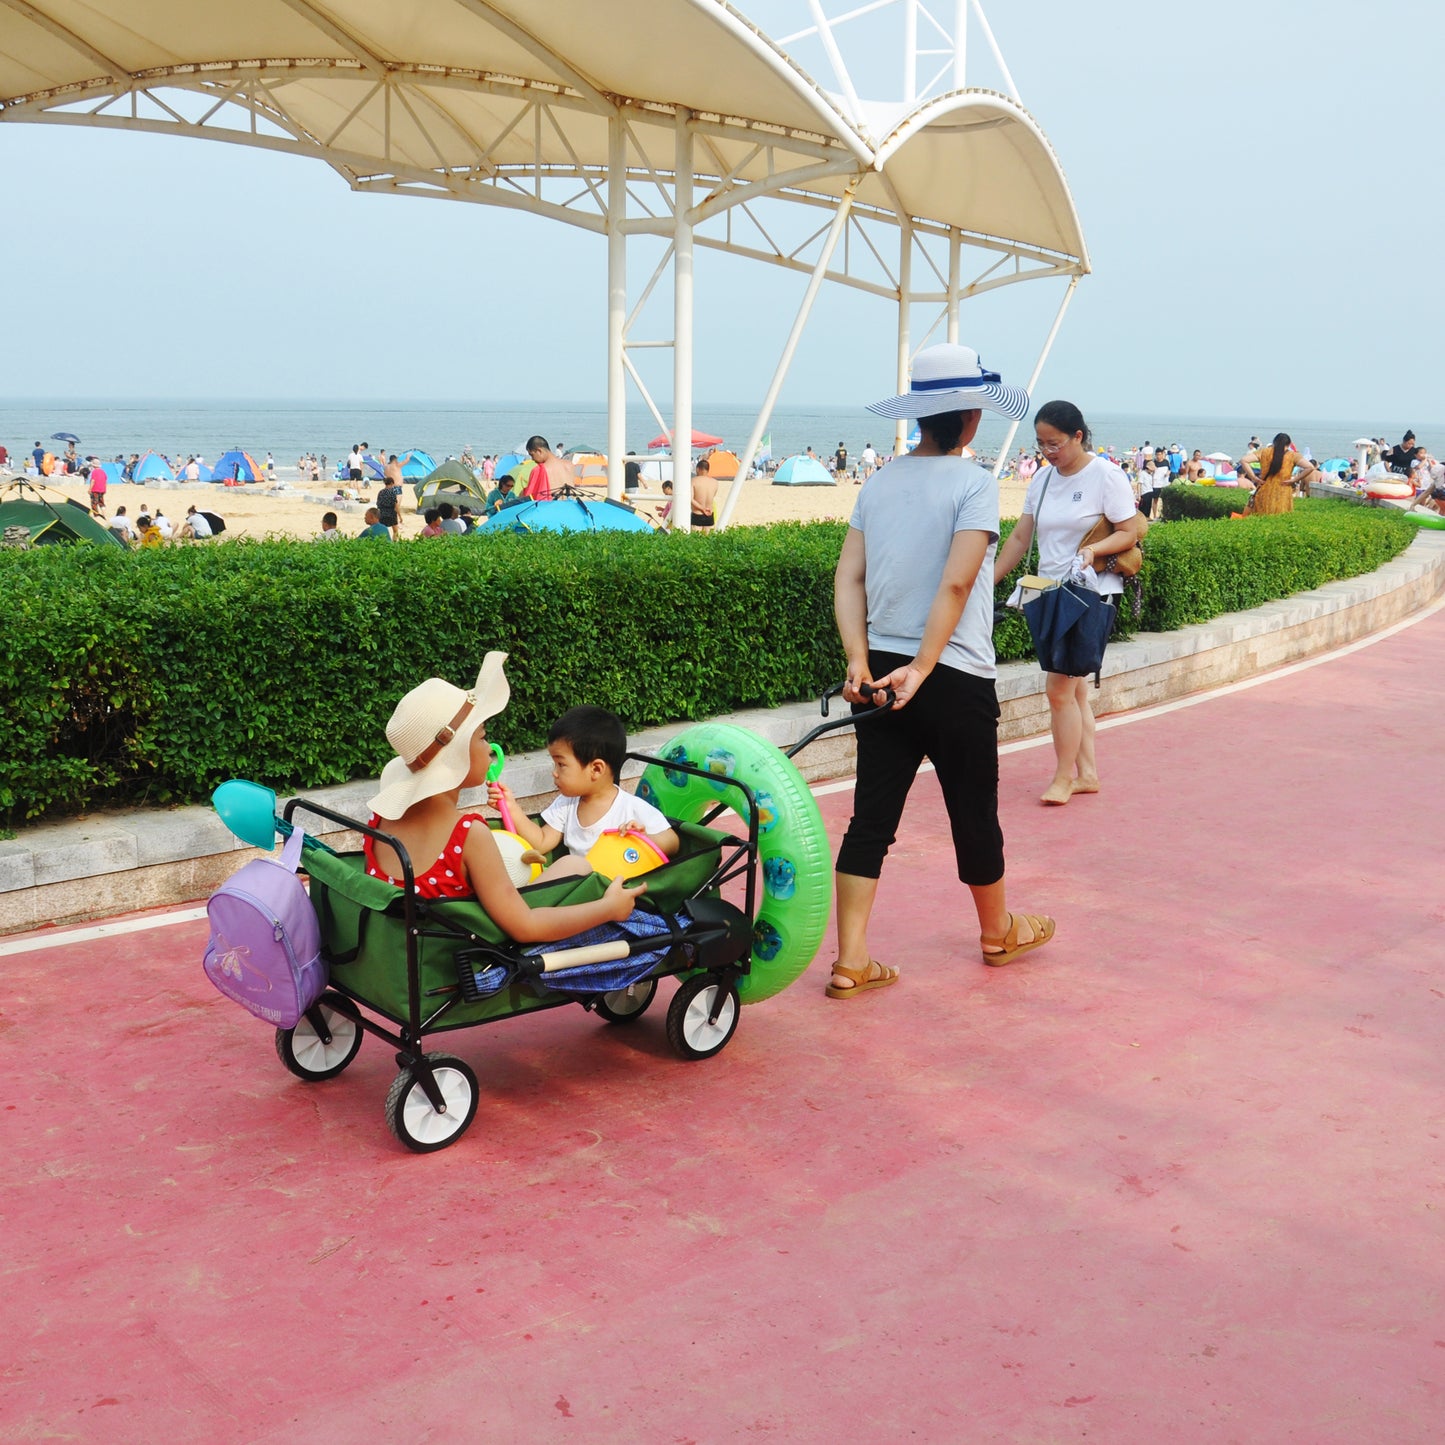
[828,870,896,994]
[1071,677,1099,792]
[1042,671,1082,803]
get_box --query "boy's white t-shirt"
[1022,458,1137,596]
[541,786,672,856]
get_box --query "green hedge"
[0,500,1418,823]
[1161,483,1253,520]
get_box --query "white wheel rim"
[401,1066,473,1144]
[292,1009,357,1072]
[682,986,734,1052]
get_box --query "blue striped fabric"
[526,907,682,995]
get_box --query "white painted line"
[8,594,1441,958]
[0,905,209,958]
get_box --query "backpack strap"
[278,823,306,873]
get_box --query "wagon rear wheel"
[274,992,362,1081]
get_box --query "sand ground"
[33,469,1030,541]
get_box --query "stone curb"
[4,529,1442,935]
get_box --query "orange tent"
[705,449,740,479]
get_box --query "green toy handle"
[486,742,517,832]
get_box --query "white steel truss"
[0,0,1088,523]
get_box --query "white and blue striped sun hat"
[868,343,1030,421]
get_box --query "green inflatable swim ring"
[1409,511,1445,530]
[638,721,831,1004]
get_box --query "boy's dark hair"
[438,502,456,519]
[423,507,439,524]
[549,706,626,780]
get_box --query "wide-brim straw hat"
[369,652,510,818]
[867,343,1030,421]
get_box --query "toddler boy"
[489,706,679,863]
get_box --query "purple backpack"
[203,827,326,1029]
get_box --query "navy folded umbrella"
[50,431,80,444]
[1021,581,1115,681]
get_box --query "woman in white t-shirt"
[993,401,1142,806]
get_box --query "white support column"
[716,183,859,531]
[672,108,694,531]
[895,217,913,456]
[606,113,627,501]
[946,228,961,344]
[954,0,968,88]
[991,275,1078,478]
[903,0,918,106]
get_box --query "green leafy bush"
[0,499,1418,823]
[1161,483,1253,520]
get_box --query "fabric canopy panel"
[0,2,1088,267]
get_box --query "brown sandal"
[980,912,1056,966]
[825,958,900,999]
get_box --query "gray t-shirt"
[848,453,1000,680]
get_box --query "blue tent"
[1321,457,1351,475]
[360,452,386,479]
[773,454,835,485]
[400,449,436,479]
[193,461,215,482]
[133,451,175,482]
[212,449,259,482]
[477,495,655,534]
[496,450,528,476]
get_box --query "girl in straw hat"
[363,652,644,939]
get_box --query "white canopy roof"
[0,0,1088,266]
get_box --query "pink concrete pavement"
[4,605,1444,1443]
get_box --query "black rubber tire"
[594,976,658,1024]
[665,975,740,1061]
[384,1053,479,1153]
[274,991,363,1081]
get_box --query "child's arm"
[487,782,563,854]
[463,825,642,942]
[641,823,680,858]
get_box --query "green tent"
[412,458,488,511]
[0,482,126,548]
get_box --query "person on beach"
[690,456,717,529]
[378,457,404,540]
[178,505,213,541]
[1241,433,1317,514]
[347,444,363,484]
[438,502,467,535]
[859,442,877,480]
[484,475,518,515]
[418,507,444,538]
[108,506,137,545]
[359,506,391,540]
[153,509,173,540]
[318,512,342,540]
[827,342,1056,1000]
[363,655,648,933]
[136,514,165,548]
[522,436,576,500]
[87,464,107,517]
[992,400,1142,807]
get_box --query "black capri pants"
[836,650,1005,887]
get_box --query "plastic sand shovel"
[213,778,280,850]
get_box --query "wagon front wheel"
[666,975,739,1061]
[385,1054,479,1153]
[594,976,658,1024]
[274,992,363,1081]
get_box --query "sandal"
[825,958,900,999]
[980,912,1056,967]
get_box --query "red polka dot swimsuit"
[363,812,485,898]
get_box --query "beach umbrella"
[1205,452,1233,462]
[477,494,655,534]
[772,454,835,485]
[647,429,723,450]
[50,431,80,445]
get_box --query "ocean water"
[1,397,1434,476]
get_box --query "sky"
[0,0,1440,422]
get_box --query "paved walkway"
[5,601,1444,1443]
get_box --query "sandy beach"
[30,469,1031,541]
